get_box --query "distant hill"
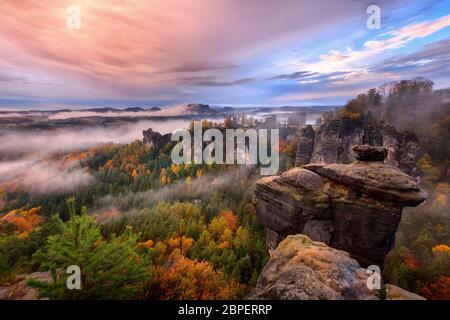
[186,103,218,114]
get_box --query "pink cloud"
[0,0,366,101]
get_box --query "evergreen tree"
[29,198,149,299]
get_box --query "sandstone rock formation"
[248,235,426,300]
[247,235,380,300]
[295,125,315,166]
[385,284,426,300]
[295,119,420,176]
[255,145,427,268]
[0,271,51,300]
[142,128,171,150]
[352,144,387,161]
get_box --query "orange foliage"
[165,236,194,255]
[220,210,238,231]
[404,252,418,269]
[181,236,194,254]
[196,169,204,178]
[421,277,450,300]
[0,207,43,235]
[436,183,450,193]
[160,175,170,185]
[278,139,288,154]
[153,256,239,300]
[217,241,231,250]
[101,159,113,171]
[436,194,448,207]
[432,244,450,256]
[139,240,155,249]
[64,150,95,168]
[171,164,180,177]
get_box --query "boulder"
[385,284,426,300]
[248,235,426,300]
[0,271,51,300]
[247,235,380,300]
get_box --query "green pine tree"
[29,198,150,299]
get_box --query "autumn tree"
[147,255,239,299]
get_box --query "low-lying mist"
[95,166,256,221]
[0,158,94,195]
[0,119,192,195]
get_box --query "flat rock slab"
[304,162,427,206]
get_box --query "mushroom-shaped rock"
[304,162,427,206]
[255,150,427,268]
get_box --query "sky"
[0,0,449,109]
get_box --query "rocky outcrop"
[295,118,420,176]
[185,103,217,114]
[352,144,387,162]
[255,145,427,268]
[248,235,380,300]
[295,125,315,166]
[385,284,426,300]
[0,271,51,300]
[248,235,426,300]
[142,128,171,150]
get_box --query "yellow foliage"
[436,194,448,207]
[18,231,29,239]
[171,164,180,177]
[160,175,169,185]
[196,169,204,178]
[220,229,233,244]
[341,111,362,120]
